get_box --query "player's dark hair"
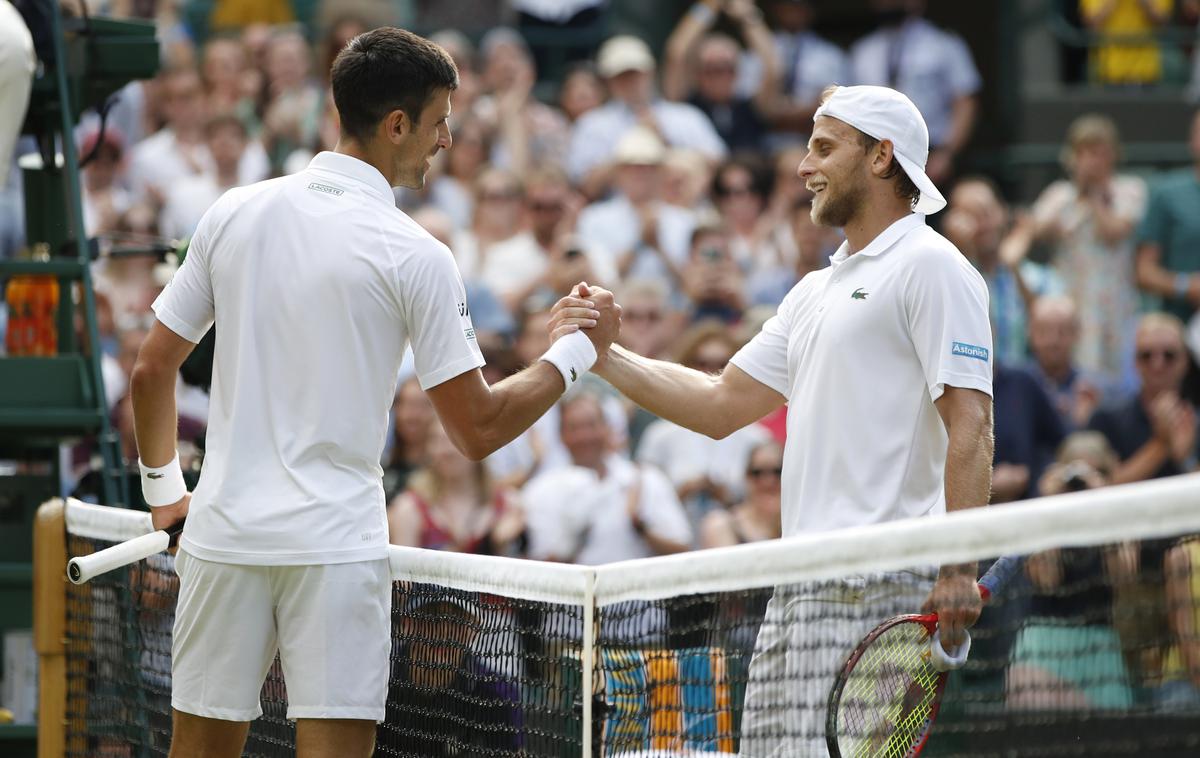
[330,27,459,142]
[858,135,921,210]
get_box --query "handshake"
[546,281,624,370]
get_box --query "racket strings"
[837,623,940,758]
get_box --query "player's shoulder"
[903,225,988,285]
[388,209,457,265]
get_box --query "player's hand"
[150,492,190,555]
[573,282,622,365]
[922,567,982,654]
[547,292,601,342]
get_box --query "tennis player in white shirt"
[131,28,618,758]
[563,84,994,755]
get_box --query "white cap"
[614,126,666,166]
[814,85,947,215]
[597,35,656,78]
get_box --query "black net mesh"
[64,529,1200,756]
[64,535,584,758]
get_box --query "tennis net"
[38,473,1200,757]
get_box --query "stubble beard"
[812,178,864,229]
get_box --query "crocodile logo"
[146,472,165,480]
[570,367,578,383]
[851,288,869,300]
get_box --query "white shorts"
[172,550,391,722]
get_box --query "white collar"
[830,213,925,265]
[307,151,395,205]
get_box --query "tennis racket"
[825,555,1022,758]
[67,517,186,585]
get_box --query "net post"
[582,569,596,758]
[34,498,68,758]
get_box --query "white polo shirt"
[729,213,991,536]
[153,151,483,565]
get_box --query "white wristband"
[929,627,972,672]
[540,331,597,391]
[138,452,187,507]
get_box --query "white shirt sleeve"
[902,245,993,401]
[151,196,220,343]
[728,283,801,398]
[638,467,693,546]
[401,240,486,391]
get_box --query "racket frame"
[825,612,946,758]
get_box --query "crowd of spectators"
[2,0,1199,711]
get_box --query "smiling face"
[393,88,454,189]
[798,116,873,228]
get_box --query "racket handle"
[67,518,185,584]
[977,555,1023,603]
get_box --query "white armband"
[138,452,187,507]
[540,331,597,391]
[929,627,972,672]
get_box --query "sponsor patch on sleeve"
[951,341,989,362]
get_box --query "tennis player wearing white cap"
[561,84,994,754]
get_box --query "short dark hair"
[330,27,459,142]
[817,85,921,210]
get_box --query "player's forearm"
[130,362,180,467]
[941,402,993,575]
[943,415,993,515]
[463,362,570,460]
[595,344,730,438]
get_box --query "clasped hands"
[547,282,622,367]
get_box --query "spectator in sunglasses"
[1087,313,1198,484]
[699,440,784,549]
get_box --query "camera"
[1060,461,1093,492]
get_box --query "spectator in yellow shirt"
[1081,0,1174,85]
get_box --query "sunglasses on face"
[747,467,783,479]
[1137,348,1180,364]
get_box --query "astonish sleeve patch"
[951,342,989,362]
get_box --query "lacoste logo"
[570,367,578,383]
[851,288,868,300]
[306,182,344,196]
[951,341,990,362]
[146,472,164,480]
